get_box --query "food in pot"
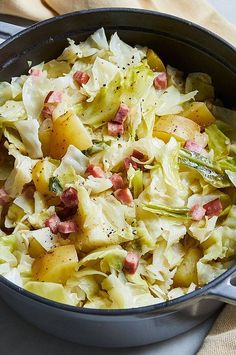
[0,28,236,309]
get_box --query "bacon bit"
[107,122,124,136]
[44,91,62,104]
[203,198,223,219]
[57,206,78,221]
[114,188,133,205]
[60,187,78,208]
[110,174,125,190]
[0,189,10,206]
[113,103,129,124]
[190,204,206,221]
[153,72,168,90]
[41,104,55,119]
[184,140,203,154]
[124,157,138,171]
[123,252,139,274]
[73,71,90,86]
[86,164,105,178]
[29,68,42,77]
[132,149,145,161]
[22,183,35,200]
[45,214,61,234]
[58,220,78,234]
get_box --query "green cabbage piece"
[127,165,143,198]
[205,124,230,160]
[142,203,189,220]
[185,72,214,101]
[0,100,26,124]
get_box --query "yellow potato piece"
[153,115,200,143]
[173,247,202,287]
[32,159,57,195]
[39,128,52,157]
[50,111,92,159]
[146,49,166,72]
[32,245,79,284]
[28,238,45,258]
[182,102,215,128]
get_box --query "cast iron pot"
[0,8,236,348]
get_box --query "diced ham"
[110,174,125,190]
[123,252,140,274]
[184,140,203,154]
[107,122,124,136]
[58,220,78,234]
[132,149,145,161]
[86,164,105,178]
[41,104,55,119]
[114,188,133,205]
[45,214,61,234]
[57,206,78,221]
[190,204,206,221]
[113,103,129,124]
[44,91,62,104]
[60,187,78,208]
[29,68,42,77]
[22,183,35,200]
[153,72,168,90]
[0,189,10,205]
[73,71,90,86]
[203,198,223,219]
[124,157,138,171]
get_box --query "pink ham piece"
[73,71,90,86]
[203,198,223,219]
[123,252,140,274]
[86,164,105,178]
[60,187,78,208]
[124,157,138,171]
[44,91,62,104]
[110,174,125,190]
[45,214,61,234]
[58,220,78,234]
[184,140,203,154]
[57,206,78,221]
[29,68,42,77]
[0,189,10,205]
[107,122,124,136]
[190,204,206,221]
[41,104,55,119]
[153,72,167,90]
[114,188,133,205]
[131,149,145,161]
[113,103,129,124]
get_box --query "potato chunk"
[28,238,45,258]
[50,111,92,159]
[39,128,52,157]
[146,49,166,72]
[173,247,202,287]
[182,102,215,129]
[32,245,79,284]
[153,115,200,143]
[32,159,57,195]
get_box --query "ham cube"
[153,72,167,90]
[60,187,78,208]
[45,214,61,234]
[107,122,124,136]
[58,220,78,234]
[110,174,125,190]
[29,68,42,77]
[86,164,105,178]
[184,140,203,154]
[114,188,133,205]
[123,252,139,274]
[73,71,90,86]
[132,149,145,161]
[41,104,55,119]
[44,91,62,104]
[203,198,223,219]
[124,157,138,171]
[57,206,78,221]
[0,189,10,205]
[113,103,129,124]
[190,204,206,221]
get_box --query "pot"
[0,8,236,348]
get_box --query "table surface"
[0,1,235,354]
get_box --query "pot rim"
[0,7,235,316]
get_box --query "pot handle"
[206,269,236,305]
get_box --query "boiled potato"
[39,128,52,157]
[32,245,79,284]
[182,102,215,128]
[28,238,45,258]
[32,159,57,195]
[146,49,166,72]
[50,111,92,159]
[173,247,202,287]
[153,115,200,143]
